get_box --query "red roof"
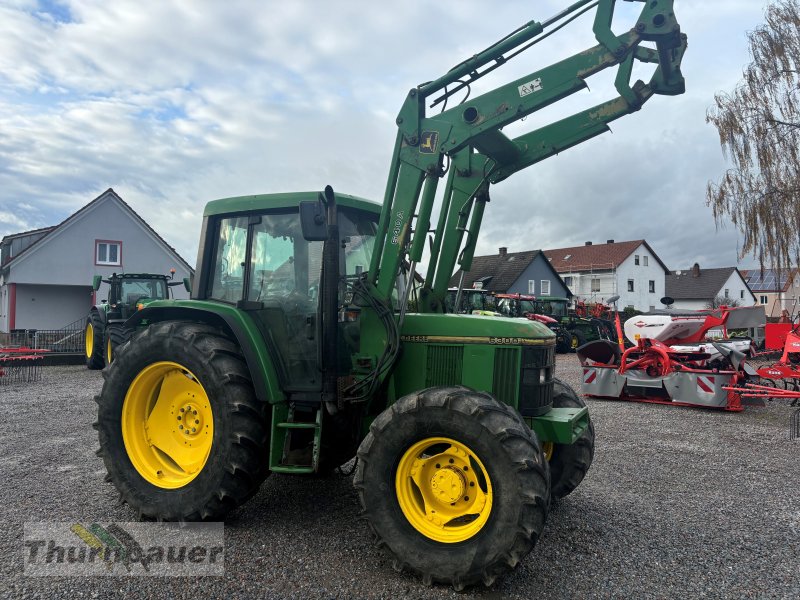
[543,240,668,273]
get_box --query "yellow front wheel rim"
[395,437,493,543]
[542,441,554,461]
[121,361,214,489]
[85,323,94,358]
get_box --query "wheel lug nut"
[195,419,199,424]
[179,425,183,430]
[193,410,197,415]
[180,408,185,413]
[192,427,196,432]
[177,416,182,421]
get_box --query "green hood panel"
[400,313,555,344]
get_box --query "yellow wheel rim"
[106,337,112,364]
[121,361,214,489]
[542,441,554,461]
[85,322,94,359]
[395,437,493,543]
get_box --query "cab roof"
[204,191,381,217]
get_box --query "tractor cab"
[106,274,170,320]
[195,192,382,391]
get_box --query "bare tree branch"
[707,0,800,272]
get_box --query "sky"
[0,0,775,274]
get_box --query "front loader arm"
[367,0,686,310]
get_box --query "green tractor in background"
[496,294,616,351]
[94,0,686,588]
[85,272,187,369]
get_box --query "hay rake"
[0,348,47,386]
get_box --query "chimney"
[606,239,614,244]
[585,241,592,246]
[692,263,700,277]
[499,247,507,257]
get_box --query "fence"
[0,316,85,354]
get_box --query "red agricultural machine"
[577,303,799,410]
[0,347,47,385]
[743,321,800,406]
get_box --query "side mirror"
[606,295,620,304]
[300,198,328,241]
[92,275,102,291]
[183,277,191,293]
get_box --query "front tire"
[85,312,105,370]
[354,387,550,590]
[104,323,131,364]
[555,329,572,354]
[569,329,587,352]
[546,378,594,499]
[95,321,270,520]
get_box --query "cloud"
[0,0,774,272]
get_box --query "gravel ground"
[1,356,798,599]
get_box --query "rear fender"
[126,304,284,404]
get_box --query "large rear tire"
[546,378,594,499]
[95,321,270,520]
[354,386,550,590]
[85,312,105,370]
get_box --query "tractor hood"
[400,313,555,345]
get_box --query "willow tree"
[706,0,800,270]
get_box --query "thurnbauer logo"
[24,522,224,576]
[419,131,439,154]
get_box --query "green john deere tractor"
[85,272,186,368]
[95,0,686,588]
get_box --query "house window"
[528,280,535,294]
[724,288,730,299]
[649,280,655,293]
[540,280,551,295]
[740,290,744,299]
[563,276,573,287]
[643,256,649,266]
[760,295,768,304]
[95,240,121,266]
[627,279,635,292]
[591,278,600,293]
[634,255,640,265]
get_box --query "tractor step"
[269,404,322,474]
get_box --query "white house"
[0,189,193,332]
[665,264,756,310]
[543,239,669,311]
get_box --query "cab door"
[206,211,323,392]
